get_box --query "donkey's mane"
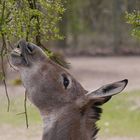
[81,96,111,140]
[80,102,102,140]
[90,106,102,140]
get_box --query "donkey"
[10,40,128,140]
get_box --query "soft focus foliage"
[0,0,65,43]
[126,11,140,38]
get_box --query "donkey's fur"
[10,40,128,140]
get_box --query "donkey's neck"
[42,112,58,140]
[41,105,90,140]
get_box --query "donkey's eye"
[62,75,69,89]
[61,73,71,90]
[63,76,69,89]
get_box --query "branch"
[0,1,10,112]
[6,55,17,71]
[24,91,29,128]
[17,91,29,128]
[1,34,10,112]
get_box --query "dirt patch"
[68,56,140,91]
[99,137,139,140]
[0,125,42,140]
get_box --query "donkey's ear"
[76,79,128,107]
[86,79,128,99]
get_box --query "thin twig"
[24,91,29,128]
[16,91,29,128]
[1,56,10,112]
[6,55,17,71]
[16,112,25,115]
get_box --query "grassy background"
[98,91,140,137]
[0,95,41,126]
[0,90,140,137]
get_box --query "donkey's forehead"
[38,59,71,81]
[40,59,70,75]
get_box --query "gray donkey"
[10,40,128,140]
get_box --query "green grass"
[0,90,140,137]
[98,90,140,137]
[0,95,41,126]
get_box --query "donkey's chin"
[10,57,22,68]
[10,53,27,69]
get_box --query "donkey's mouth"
[11,39,27,58]
[10,40,30,66]
[11,48,22,57]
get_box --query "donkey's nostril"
[26,44,34,54]
[17,44,20,48]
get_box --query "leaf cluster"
[0,0,65,43]
[126,11,140,38]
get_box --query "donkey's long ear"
[86,79,128,105]
[86,79,128,98]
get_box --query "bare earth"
[69,56,140,92]
[0,56,140,140]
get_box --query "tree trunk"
[57,2,68,48]
[112,0,123,53]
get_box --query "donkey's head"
[10,40,88,110]
[10,40,128,140]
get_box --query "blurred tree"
[58,0,86,48]
[82,0,103,31]
[112,0,123,53]
[66,0,85,47]
[58,0,139,53]
[57,1,67,48]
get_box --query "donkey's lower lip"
[11,49,21,57]
[14,48,21,54]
